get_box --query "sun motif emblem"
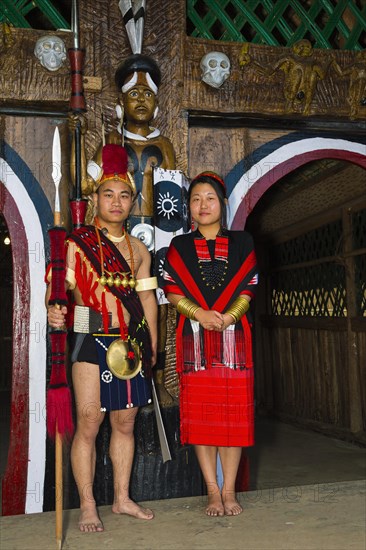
[157,191,179,220]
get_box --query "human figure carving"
[336,51,366,119]
[89,55,176,219]
[240,40,327,115]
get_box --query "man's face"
[123,79,156,124]
[93,179,133,225]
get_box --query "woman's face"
[189,183,222,227]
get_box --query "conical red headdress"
[97,144,135,193]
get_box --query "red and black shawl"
[163,230,258,373]
[70,225,153,378]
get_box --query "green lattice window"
[269,215,366,318]
[271,264,347,317]
[187,0,366,50]
[272,222,343,266]
[0,0,70,30]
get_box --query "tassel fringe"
[47,386,74,441]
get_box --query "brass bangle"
[225,296,250,324]
[176,297,200,320]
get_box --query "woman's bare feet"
[206,493,225,517]
[78,507,104,532]
[222,492,243,516]
[112,498,154,520]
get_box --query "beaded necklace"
[194,229,229,290]
[94,217,136,290]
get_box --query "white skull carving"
[34,35,67,72]
[200,51,231,89]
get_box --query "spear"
[47,126,74,550]
[68,0,88,228]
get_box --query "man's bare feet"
[112,499,154,520]
[206,493,225,517]
[222,493,243,516]
[78,508,104,533]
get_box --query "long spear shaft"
[49,126,72,550]
[52,125,63,550]
[68,0,87,226]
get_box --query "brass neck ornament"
[94,217,136,289]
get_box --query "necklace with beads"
[194,229,229,290]
[94,217,136,290]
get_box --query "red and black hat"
[88,144,136,193]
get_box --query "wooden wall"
[256,321,366,441]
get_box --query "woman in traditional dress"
[162,172,258,517]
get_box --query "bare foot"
[112,499,154,520]
[222,494,243,516]
[206,493,225,517]
[78,508,104,533]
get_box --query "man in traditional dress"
[46,143,158,531]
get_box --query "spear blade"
[52,126,62,224]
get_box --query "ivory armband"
[135,276,158,292]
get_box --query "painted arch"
[0,143,53,515]
[226,135,366,229]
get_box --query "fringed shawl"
[163,231,258,374]
[70,225,153,378]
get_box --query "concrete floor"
[1,418,365,550]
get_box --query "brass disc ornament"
[106,339,142,380]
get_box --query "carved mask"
[34,35,67,72]
[200,51,231,89]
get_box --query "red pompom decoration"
[101,144,128,178]
[47,331,74,440]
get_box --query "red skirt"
[179,367,254,447]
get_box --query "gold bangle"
[176,297,200,320]
[225,296,250,324]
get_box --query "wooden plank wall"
[256,322,366,443]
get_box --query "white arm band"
[135,276,158,292]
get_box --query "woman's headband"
[190,171,226,194]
